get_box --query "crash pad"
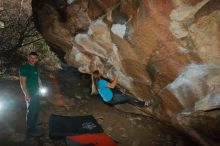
[66,133,117,146]
[49,114,103,139]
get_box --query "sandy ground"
[0,69,198,146]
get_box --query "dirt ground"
[0,68,198,146]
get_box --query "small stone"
[75,95,82,100]
[132,117,142,121]
[119,127,125,131]
[129,118,133,121]
[83,111,88,114]
[107,127,112,132]
[97,119,103,124]
[95,116,104,120]
[121,133,128,138]
[67,0,75,5]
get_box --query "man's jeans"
[26,93,40,135]
[109,93,145,107]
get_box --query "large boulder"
[32,0,220,145]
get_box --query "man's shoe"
[145,99,154,107]
[131,99,145,107]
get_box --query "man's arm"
[107,75,119,89]
[20,76,30,101]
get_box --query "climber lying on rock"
[92,70,152,107]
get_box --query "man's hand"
[25,95,31,102]
[107,74,119,89]
[20,76,31,102]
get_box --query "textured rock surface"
[32,0,220,145]
[0,7,3,28]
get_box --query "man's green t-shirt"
[19,63,39,95]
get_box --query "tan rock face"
[0,7,4,28]
[32,0,220,145]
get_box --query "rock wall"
[32,0,220,145]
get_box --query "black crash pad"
[49,114,104,139]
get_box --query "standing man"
[19,52,42,138]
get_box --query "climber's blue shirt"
[97,79,113,102]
